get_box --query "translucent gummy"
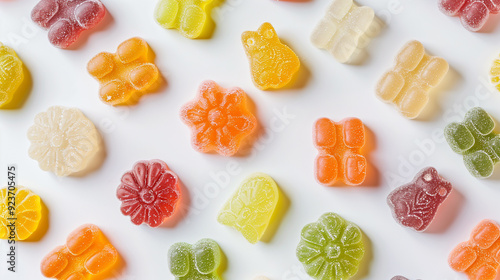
[0,43,24,107]
[168,238,222,280]
[0,186,42,240]
[438,0,500,32]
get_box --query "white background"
[1,0,500,279]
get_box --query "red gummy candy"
[439,0,500,31]
[31,0,106,48]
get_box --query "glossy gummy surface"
[0,43,24,107]
[489,53,500,92]
[438,0,500,31]
[168,238,221,280]
[155,0,214,39]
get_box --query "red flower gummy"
[449,220,500,280]
[438,0,500,31]
[117,160,181,227]
[387,167,452,232]
[31,0,106,48]
[180,80,257,156]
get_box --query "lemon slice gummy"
[0,186,42,240]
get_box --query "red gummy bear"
[31,0,106,48]
[439,0,500,31]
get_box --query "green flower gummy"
[445,107,500,178]
[168,238,221,280]
[296,212,365,280]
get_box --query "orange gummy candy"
[449,220,500,280]
[180,80,257,156]
[41,224,118,280]
[87,37,159,105]
[313,117,366,186]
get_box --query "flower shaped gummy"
[117,160,181,227]
[296,212,365,280]
[27,106,100,177]
[180,80,257,156]
[217,173,279,244]
[31,0,106,48]
[0,43,24,108]
[168,238,222,280]
[438,0,500,32]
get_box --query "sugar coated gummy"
[438,0,500,32]
[0,186,42,241]
[449,220,500,280]
[376,40,449,119]
[27,106,100,177]
[155,0,214,39]
[180,80,257,156]
[88,37,160,106]
[116,160,181,227]
[168,238,222,280]
[217,173,279,244]
[242,22,300,90]
[41,224,118,280]
[444,107,500,178]
[296,212,365,280]
[490,53,500,92]
[0,43,24,108]
[314,117,366,186]
[31,0,106,48]
[311,0,374,63]
[387,167,452,232]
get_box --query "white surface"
[1,0,500,279]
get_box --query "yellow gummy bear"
[0,186,42,241]
[155,0,214,39]
[0,43,24,108]
[242,22,300,90]
[217,173,279,244]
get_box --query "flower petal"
[133,161,148,188]
[59,108,80,131]
[27,125,49,143]
[215,127,238,156]
[117,185,139,201]
[319,212,345,242]
[147,160,165,188]
[303,255,327,278]
[121,172,140,191]
[152,171,177,193]
[130,205,147,225]
[344,244,364,261]
[296,242,322,264]
[121,201,140,215]
[192,124,215,153]
[180,102,207,126]
[199,80,223,107]
[146,207,163,227]
[227,114,256,132]
[301,223,327,247]
[155,200,174,217]
[222,87,244,109]
[341,258,358,278]
[341,224,362,247]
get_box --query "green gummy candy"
[168,238,221,280]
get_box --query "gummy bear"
[0,43,24,108]
[0,186,42,241]
[217,173,279,244]
[387,167,452,232]
[438,0,500,31]
[444,107,500,178]
[296,212,365,280]
[116,160,181,227]
[31,0,106,48]
[168,238,222,280]
[242,22,300,90]
[313,117,366,186]
[155,0,215,39]
[449,220,500,280]
[310,0,374,63]
[27,106,100,177]
[87,37,160,106]
[180,80,257,156]
[489,53,500,92]
[41,224,118,280]
[376,40,449,119]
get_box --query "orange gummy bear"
[449,220,500,280]
[313,117,367,186]
[87,37,159,105]
[41,224,118,280]
[180,80,257,156]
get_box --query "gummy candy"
[180,80,257,156]
[116,160,181,227]
[41,224,118,280]
[391,277,409,280]
[168,238,221,280]
[31,0,106,48]
[0,43,24,108]
[87,37,160,106]
[296,212,364,280]
[376,40,449,119]
[242,22,300,90]
[438,0,500,32]
[155,0,214,39]
[489,53,500,92]
[313,117,366,186]
[449,219,500,280]
[0,186,42,241]
[217,173,279,244]
[444,107,500,178]
[27,106,100,177]
[310,0,374,63]
[387,167,452,232]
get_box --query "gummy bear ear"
[241,31,257,49]
[467,107,495,135]
[117,37,148,64]
[258,22,276,39]
[168,243,191,277]
[66,224,98,256]
[193,239,221,275]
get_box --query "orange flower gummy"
[180,80,257,156]
[41,224,118,280]
[87,37,159,105]
[313,117,366,186]
[449,220,500,280]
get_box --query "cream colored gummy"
[311,0,374,63]
[27,106,99,176]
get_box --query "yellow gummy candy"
[155,0,214,39]
[0,43,24,108]
[217,173,279,244]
